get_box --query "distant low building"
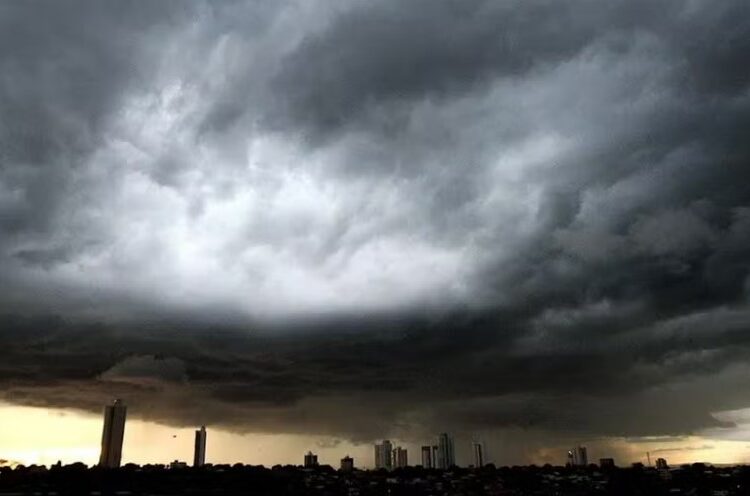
[340,455,354,472]
[437,433,455,469]
[472,442,484,468]
[169,460,188,469]
[599,458,615,468]
[374,440,393,470]
[572,446,588,466]
[304,451,319,468]
[393,447,408,468]
[421,446,433,468]
[655,458,668,470]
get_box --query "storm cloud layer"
[1,0,750,461]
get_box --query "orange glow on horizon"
[2,403,750,468]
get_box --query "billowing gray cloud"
[649,445,714,455]
[100,354,188,385]
[0,0,749,462]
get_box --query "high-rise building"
[99,399,127,468]
[392,447,408,468]
[193,426,207,467]
[421,446,433,468]
[655,458,668,470]
[304,451,319,468]
[432,445,438,467]
[374,440,393,470]
[437,433,455,469]
[567,450,575,467]
[572,446,588,466]
[472,442,484,468]
[340,455,354,472]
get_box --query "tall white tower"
[374,440,393,470]
[99,399,127,468]
[194,426,207,467]
[437,433,455,469]
[472,442,484,468]
[421,446,433,468]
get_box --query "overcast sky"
[1,0,750,467]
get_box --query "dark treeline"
[1,462,749,495]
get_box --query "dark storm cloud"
[2,306,750,444]
[0,1,193,235]
[1,0,750,459]
[270,0,750,138]
[649,445,715,455]
[270,0,625,136]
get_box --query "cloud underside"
[1,0,750,451]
